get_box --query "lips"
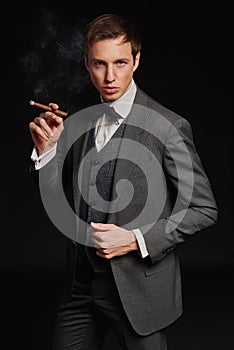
[103,87,119,94]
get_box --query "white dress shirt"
[31,79,149,257]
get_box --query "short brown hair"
[84,13,142,60]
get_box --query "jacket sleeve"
[143,117,218,263]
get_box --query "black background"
[1,1,233,349]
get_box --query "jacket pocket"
[144,251,174,276]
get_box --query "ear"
[133,51,141,72]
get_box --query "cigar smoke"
[19,7,90,111]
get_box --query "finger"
[48,102,59,110]
[96,249,114,259]
[96,248,108,257]
[35,113,63,132]
[38,111,58,122]
[29,122,49,141]
[34,117,54,137]
[42,113,64,127]
[90,222,116,231]
[96,250,107,258]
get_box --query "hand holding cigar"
[29,100,68,118]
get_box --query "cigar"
[29,100,68,118]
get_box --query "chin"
[103,93,120,103]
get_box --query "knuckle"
[34,117,41,124]
[101,248,108,255]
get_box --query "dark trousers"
[52,253,167,350]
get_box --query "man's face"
[85,35,140,102]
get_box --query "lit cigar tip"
[29,100,35,105]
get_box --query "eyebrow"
[91,57,130,63]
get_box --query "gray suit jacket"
[34,86,218,335]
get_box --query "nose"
[105,65,115,82]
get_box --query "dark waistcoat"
[79,121,127,272]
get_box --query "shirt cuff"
[132,228,149,258]
[31,144,57,170]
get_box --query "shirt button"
[90,180,96,186]
[93,160,99,166]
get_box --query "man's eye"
[95,61,104,66]
[117,61,126,66]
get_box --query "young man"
[29,13,218,350]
